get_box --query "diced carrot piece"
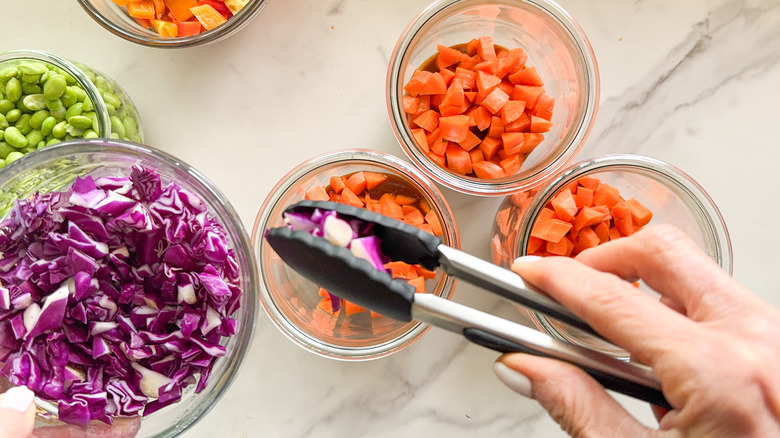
[577,226,600,251]
[127,0,156,19]
[472,160,506,179]
[527,236,544,255]
[573,206,608,231]
[551,189,578,222]
[593,183,624,209]
[478,136,502,160]
[404,70,431,96]
[445,143,472,175]
[501,132,525,156]
[318,295,340,315]
[439,115,470,143]
[343,300,366,315]
[476,70,501,95]
[176,20,202,36]
[339,187,364,208]
[414,266,437,280]
[508,66,544,86]
[407,276,426,293]
[574,186,594,209]
[471,106,492,131]
[469,148,484,164]
[626,198,653,227]
[454,67,476,90]
[458,131,481,151]
[546,236,572,256]
[385,261,412,278]
[531,218,573,242]
[578,176,601,190]
[421,72,447,95]
[416,95,431,113]
[609,226,622,241]
[364,171,387,190]
[394,194,416,206]
[190,4,226,30]
[481,87,510,114]
[436,44,469,69]
[329,176,346,194]
[534,93,555,121]
[411,128,429,153]
[511,85,544,109]
[402,95,420,114]
[612,202,635,236]
[404,208,425,226]
[487,116,505,138]
[438,67,455,85]
[304,185,329,201]
[474,58,500,76]
[135,17,153,28]
[113,0,129,6]
[412,110,440,132]
[424,210,443,236]
[499,153,522,175]
[593,221,610,243]
[430,137,448,156]
[520,133,544,153]
[530,115,553,133]
[500,100,526,124]
[504,112,531,132]
[477,36,497,60]
[496,48,525,78]
[345,172,367,196]
[441,79,465,108]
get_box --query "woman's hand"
[0,386,36,438]
[496,224,780,437]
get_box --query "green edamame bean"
[0,114,7,130]
[65,124,85,137]
[29,110,49,129]
[72,86,87,102]
[45,98,63,111]
[36,141,46,149]
[52,120,67,139]
[122,116,138,137]
[21,83,42,95]
[43,74,67,100]
[5,78,21,102]
[50,106,66,121]
[84,130,98,139]
[5,151,24,163]
[15,114,32,135]
[25,130,43,146]
[46,138,60,146]
[22,94,46,111]
[61,87,78,107]
[82,96,93,112]
[68,115,93,130]
[0,67,17,82]
[0,100,13,114]
[0,142,13,159]
[65,102,83,120]
[5,109,21,123]
[105,103,117,115]
[17,62,48,76]
[110,115,126,138]
[40,116,56,137]
[0,129,3,141]
[102,92,122,108]
[21,73,42,84]
[4,126,28,149]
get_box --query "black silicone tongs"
[265,200,671,409]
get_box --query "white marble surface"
[4,0,780,436]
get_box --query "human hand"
[495,224,780,437]
[0,386,35,438]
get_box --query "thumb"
[0,386,36,438]
[494,353,656,438]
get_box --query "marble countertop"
[4,0,780,436]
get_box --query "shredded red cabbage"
[0,165,242,426]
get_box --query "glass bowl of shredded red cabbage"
[0,139,257,437]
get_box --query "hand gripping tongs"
[265,200,670,409]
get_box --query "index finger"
[511,255,700,366]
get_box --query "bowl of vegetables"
[0,139,257,436]
[490,154,732,359]
[386,0,599,196]
[77,0,269,47]
[251,149,459,361]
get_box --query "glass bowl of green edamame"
[0,49,143,171]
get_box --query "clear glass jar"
[0,49,144,168]
[0,139,257,437]
[251,149,460,360]
[491,154,732,359]
[77,0,269,48]
[387,0,599,196]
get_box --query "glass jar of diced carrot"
[490,154,732,359]
[252,149,460,360]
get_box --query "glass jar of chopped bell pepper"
[0,49,144,170]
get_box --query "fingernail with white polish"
[512,255,542,265]
[493,362,533,398]
[0,386,35,412]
